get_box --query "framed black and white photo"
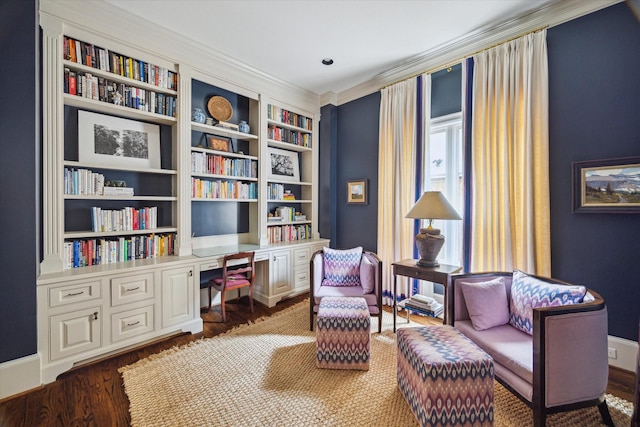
[572,156,640,213]
[78,110,161,169]
[268,147,300,182]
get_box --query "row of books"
[403,294,444,317]
[191,178,257,200]
[267,126,311,148]
[63,233,175,269]
[91,206,158,232]
[64,69,177,117]
[267,183,294,200]
[266,224,311,244]
[64,167,105,196]
[267,104,313,130]
[273,206,301,222]
[63,36,178,90]
[191,152,257,178]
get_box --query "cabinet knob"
[93,312,98,320]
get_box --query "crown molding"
[334,0,622,106]
[39,0,321,113]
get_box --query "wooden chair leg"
[248,285,254,313]
[598,399,614,427]
[220,289,226,322]
[207,284,212,313]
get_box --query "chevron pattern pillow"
[322,247,363,287]
[509,270,586,335]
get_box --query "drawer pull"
[125,286,140,292]
[299,274,307,280]
[126,320,141,327]
[66,290,84,297]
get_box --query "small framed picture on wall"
[347,179,368,204]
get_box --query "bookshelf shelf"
[64,195,177,201]
[63,161,177,175]
[191,122,258,141]
[266,139,312,152]
[63,226,178,239]
[191,173,258,182]
[63,60,178,96]
[63,94,177,125]
[191,198,258,202]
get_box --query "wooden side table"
[392,259,461,332]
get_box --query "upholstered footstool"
[397,325,494,426]
[316,296,371,370]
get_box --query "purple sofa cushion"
[322,247,363,287]
[509,270,586,335]
[456,319,533,384]
[460,277,510,331]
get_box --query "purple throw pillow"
[509,270,586,335]
[460,277,510,331]
[322,247,363,287]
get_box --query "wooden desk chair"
[208,251,255,322]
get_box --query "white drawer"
[199,260,221,272]
[111,273,154,307]
[254,252,269,262]
[49,280,101,308]
[111,305,154,343]
[294,268,310,287]
[293,247,310,266]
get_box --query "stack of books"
[404,294,444,317]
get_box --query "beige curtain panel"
[377,78,420,305]
[470,29,551,276]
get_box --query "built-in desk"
[192,239,329,308]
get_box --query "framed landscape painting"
[572,156,640,213]
[78,110,161,169]
[347,179,368,204]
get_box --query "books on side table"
[402,294,444,317]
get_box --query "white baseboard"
[607,335,638,372]
[0,353,41,400]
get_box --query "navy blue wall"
[0,0,38,362]
[319,104,338,244]
[334,92,380,251]
[547,3,640,340]
[327,3,639,340]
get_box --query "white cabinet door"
[270,249,292,296]
[161,266,194,328]
[49,307,101,361]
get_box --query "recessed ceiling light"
[322,58,334,66]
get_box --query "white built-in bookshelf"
[36,2,324,386]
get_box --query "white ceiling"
[102,0,566,95]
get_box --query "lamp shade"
[405,191,461,220]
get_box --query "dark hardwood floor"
[0,294,635,426]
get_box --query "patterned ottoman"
[316,296,371,370]
[397,326,494,426]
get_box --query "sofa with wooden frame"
[447,271,613,427]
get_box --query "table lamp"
[405,191,461,267]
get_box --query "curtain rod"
[383,25,549,89]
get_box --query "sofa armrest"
[310,250,324,298]
[533,290,608,408]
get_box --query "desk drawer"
[49,280,101,308]
[199,260,221,272]
[111,305,154,342]
[111,273,154,307]
[293,247,310,266]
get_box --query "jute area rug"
[119,300,632,427]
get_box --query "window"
[423,112,463,267]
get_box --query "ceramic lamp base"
[415,228,445,268]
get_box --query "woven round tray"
[207,96,233,121]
